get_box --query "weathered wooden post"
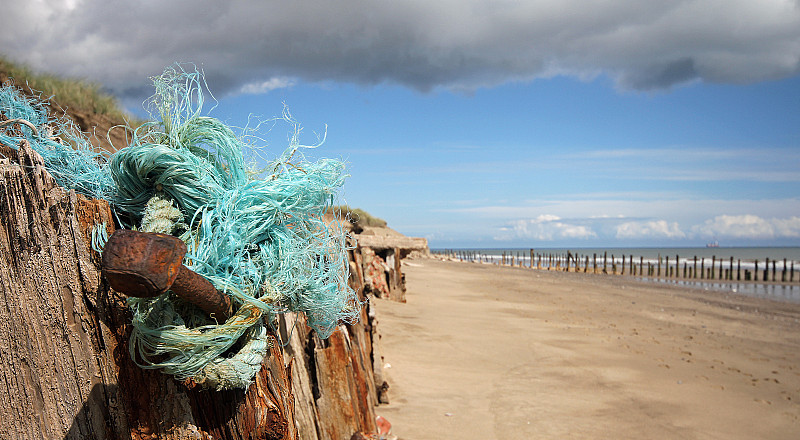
[719,258,724,279]
[657,254,661,278]
[765,258,770,281]
[0,142,298,439]
[711,256,716,279]
[629,255,634,276]
[611,254,616,274]
[701,258,705,279]
[783,258,787,282]
[0,141,381,440]
[772,259,777,282]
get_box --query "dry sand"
[374,259,800,440]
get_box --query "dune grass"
[331,205,388,228]
[0,55,129,120]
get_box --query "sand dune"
[375,259,800,440]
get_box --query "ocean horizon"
[430,246,800,303]
[432,246,800,265]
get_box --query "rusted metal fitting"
[102,229,232,320]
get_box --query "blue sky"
[209,75,800,248]
[3,1,800,248]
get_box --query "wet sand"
[374,259,800,439]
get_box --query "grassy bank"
[331,205,388,228]
[0,56,129,120]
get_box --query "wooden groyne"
[0,140,391,440]
[434,249,799,284]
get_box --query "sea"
[430,247,800,304]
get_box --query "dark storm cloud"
[2,0,799,99]
[619,58,699,90]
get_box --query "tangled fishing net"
[0,65,359,390]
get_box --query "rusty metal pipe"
[101,229,232,320]
[170,265,232,320]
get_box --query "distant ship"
[706,240,719,248]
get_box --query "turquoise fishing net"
[0,65,358,390]
[0,83,114,201]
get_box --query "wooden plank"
[0,141,299,439]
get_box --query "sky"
[2,0,800,248]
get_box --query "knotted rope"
[1,65,358,390]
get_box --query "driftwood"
[0,140,382,439]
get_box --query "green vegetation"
[0,55,128,120]
[331,205,388,227]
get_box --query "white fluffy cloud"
[494,213,800,243]
[497,215,596,241]
[692,215,800,239]
[448,198,800,244]
[615,220,685,239]
[239,77,296,95]
[2,0,799,99]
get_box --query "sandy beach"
[374,259,800,440]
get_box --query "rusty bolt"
[101,229,232,320]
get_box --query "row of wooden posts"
[435,249,799,284]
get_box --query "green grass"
[0,55,130,120]
[331,205,388,227]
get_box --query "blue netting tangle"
[0,64,359,390]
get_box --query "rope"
[1,65,358,390]
[132,194,269,390]
[0,118,41,137]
